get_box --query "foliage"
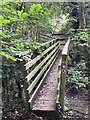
[72,29,89,46]
[68,28,89,90]
[1,2,89,60]
[58,14,72,33]
[0,2,52,61]
[68,61,88,89]
[1,2,90,119]
[0,2,54,95]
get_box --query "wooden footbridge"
[17,32,70,119]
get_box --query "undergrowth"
[67,60,88,89]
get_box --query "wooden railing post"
[58,38,70,111]
[20,60,30,110]
[59,55,67,110]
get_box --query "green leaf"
[36,4,42,11]
[8,17,16,22]
[17,11,22,18]
[22,12,28,18]
[2,19,10,24]
[78,83,86,88]
[1,40,7,45]
[0,31,7,37]
[9,46,15,51]
[16,43,20,47]
[4,7,10,13]
[1,52,16,61]
[30,4,36,12]
[44,11,48,16]
[0,15,4,20]
[14,10,17,15]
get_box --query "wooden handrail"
[16,49,32,57]
[62,37,70,56]
[16,34,66,58]
[25,42,58,70]
[57,37,70,111]
[35,38,56,49]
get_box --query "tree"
[78,2,86,29]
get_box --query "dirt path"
[66,88,89,119]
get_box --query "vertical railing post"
[21,61,30,110]
[59,55,68,110]
[59,38,70,111]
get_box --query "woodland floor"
[65,86,89,119]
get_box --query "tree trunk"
[78,2,86,29]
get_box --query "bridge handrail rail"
[62,37,70,56]
[39,32,53,39]
[16,38,56,58]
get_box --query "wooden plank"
[56,59,62,104]
[33,100,56,110]
[56,94,60,104]
[40,32,53,39]
[55,36,67,40]
[56,38,70,105]
[25,42,59,70]
[28,49,60,108]
[26,46,59,83]
[56,69,61,104]
[58,38,70,110]
[36,39,57,49]
[59,38,70,109]
[52,32,64,35]
[20,61,30,110]
[62,37,70,56]
[27,48,60,95]
[58,70,61,79]
[40,35,52,40]
[31,110,56,117]
[57,78,61,92]
[60,55,68,110]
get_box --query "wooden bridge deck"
[32,55,61,111]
